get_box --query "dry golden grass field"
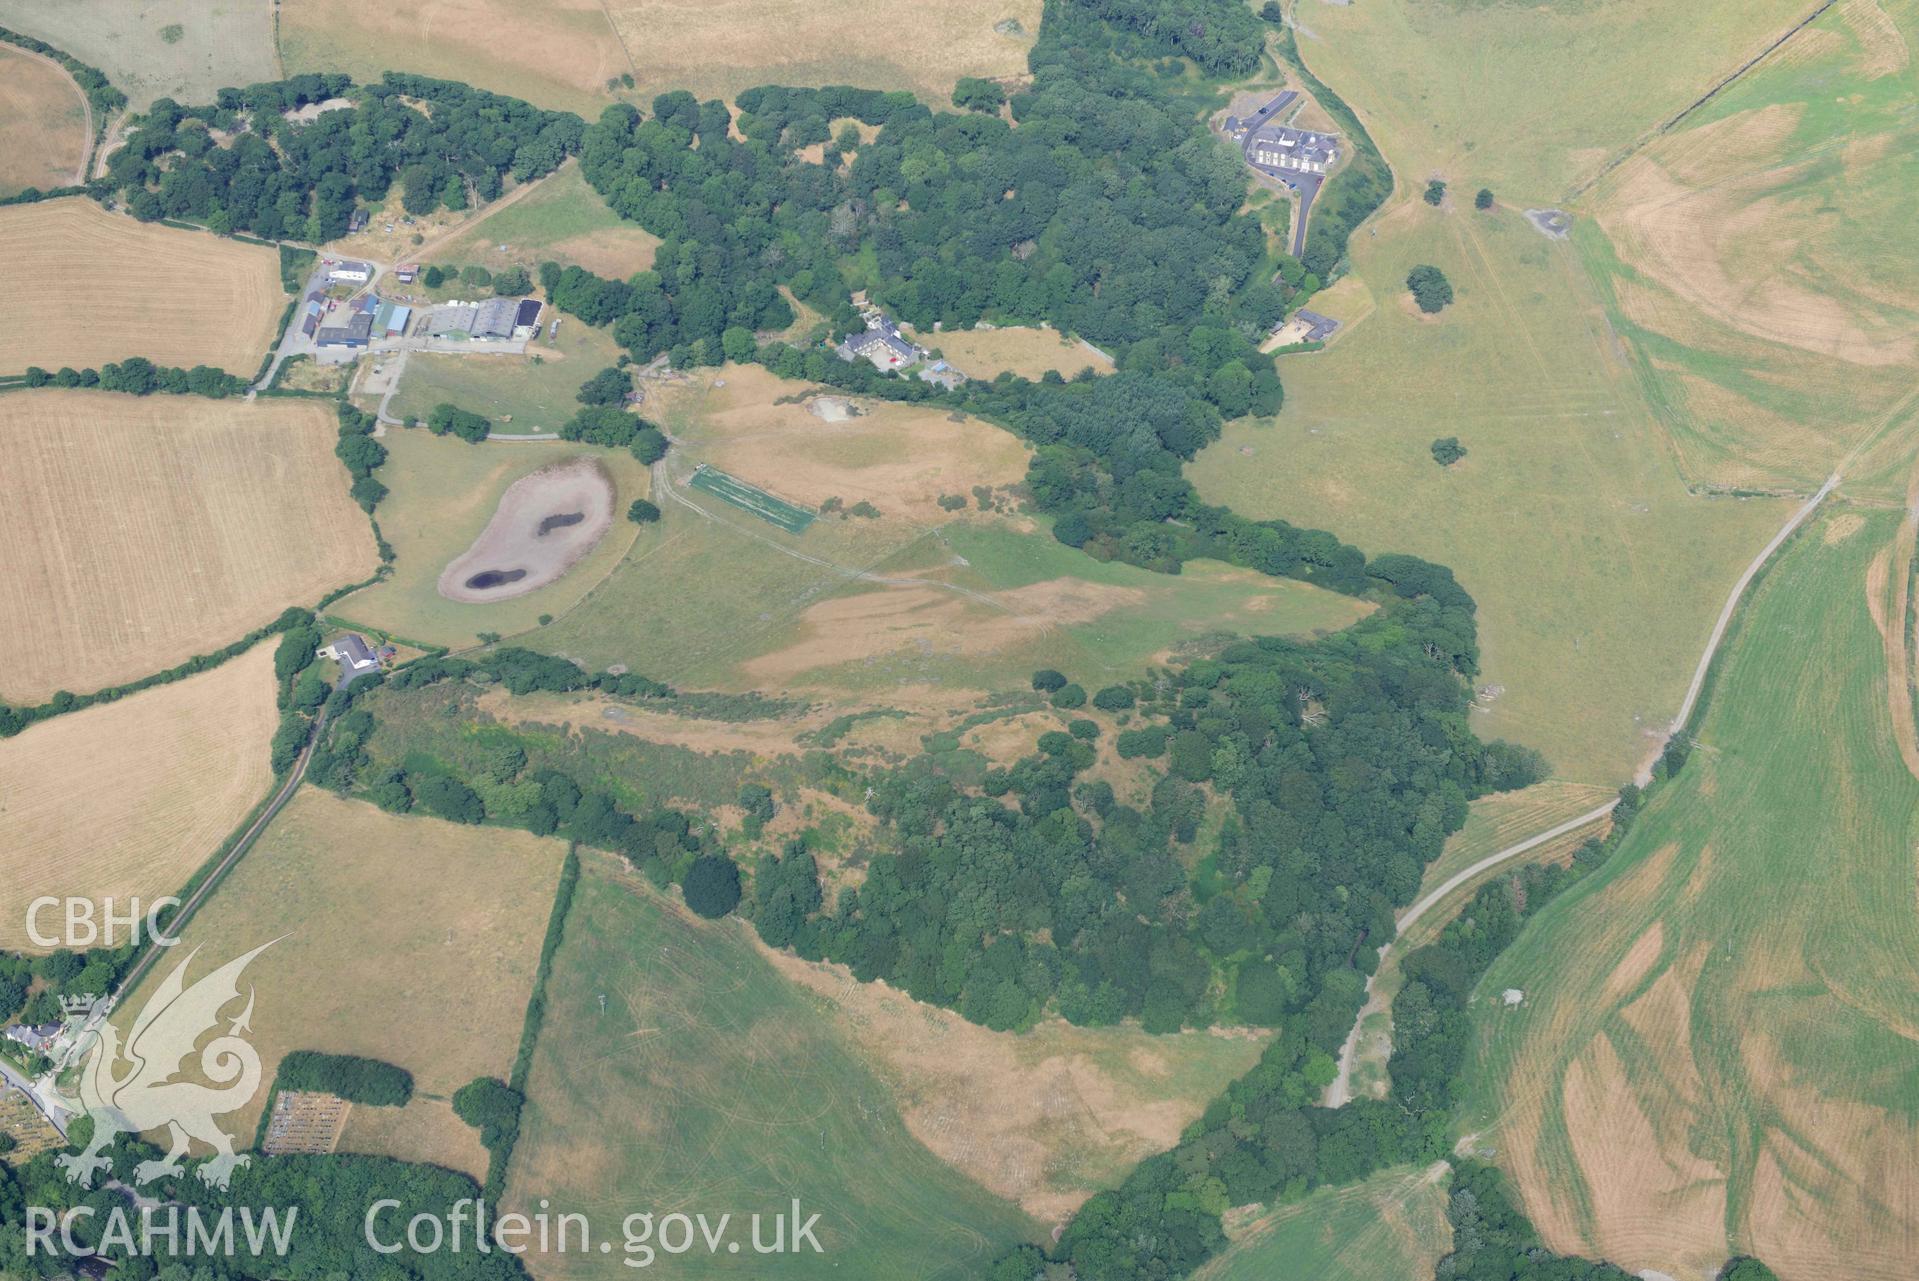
[0,199,285,374]
[907,325,1116,381]
[0,643,278,953]
[687,363,1032,525]
[0,0,279,109]
[137,788,567,1172]
[0,391,378,703]
[280,0,1041,115]
[765,950,1265,1224]
[0,45,88,197]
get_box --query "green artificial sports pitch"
[688,465,816,533]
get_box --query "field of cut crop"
[1189,199,1788,785]
[1197,1163,1453,1281]
[1289,0,1813,201]
[329,429,650,649]
[1580,0,1919,493]
[136,788,567,1170]
[0,0,278,108]
[0,44,88,196]
[0,198,285,374]
[0,391,378,702]
[503,854,1039,1278]
[0,643,278,953]
[1457,503,1919,1281]
[281,0,1039,115]
[908,325,1114,381]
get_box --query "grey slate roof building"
[473,296,522,338]
[315,311,374,348]
[1247,125,1339,175]
[1295,310,1340,342]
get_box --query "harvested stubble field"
[907,325,1115,381]
[1189,200,1787,785]
[1581,0,1919,493]
[0,45,88,196]
[0,391,377,703]
[0,199,285,374]
[505,855,1039,1279]
[137,788,567,1174]
[280,0,1040,116]
[1458,505,1919,1281]
[0,0,278,109]
[0,643,278,953]
[332,430,650,648]
[676,364,1032,526]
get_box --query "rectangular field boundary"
[688,464,816,533]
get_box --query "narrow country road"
[1323,469,1841,1107]
[107,705,331,1007]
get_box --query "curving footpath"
[1323,470,1840,1107]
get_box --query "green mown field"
[420,160,661,282]
[1196,1163,1453,1281]
[689,465,818,533]
[1456,504,1919,1280]
[385,315,627,434]
[502,854,1040,1278]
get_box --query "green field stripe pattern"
[688,465,815,533]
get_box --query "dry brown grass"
[910,325,1114,381]
[0,199,285,373]
[133,788,567,1147]
[0,391,379,702]
[283,0,1039,115]
[0,643,278,953]
[765,950,1265,1223]
[682,363,1031,524]
[0,46,87,196]
[340,1097,492,1181]
[602,0,1040,105]
[1839,0,1911,76]
[1601,149,1913,369]
[742,577,1139,685]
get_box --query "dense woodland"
[102,73,581,239]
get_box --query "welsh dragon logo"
[54,941,276,1190]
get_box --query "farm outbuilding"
[315,312,373,349]
[473,297,521,338]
